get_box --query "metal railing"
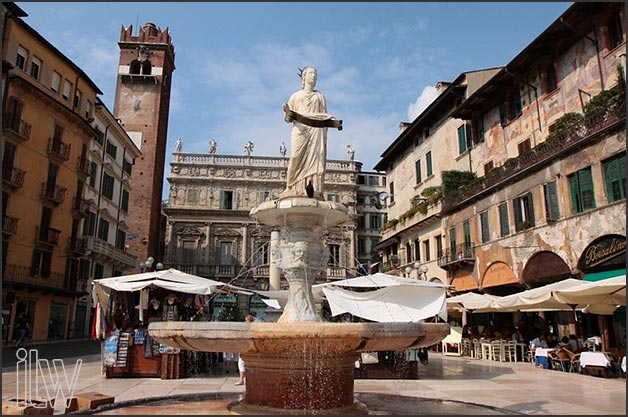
[47,138,71,161]
[2,166,25,188]
[35,226,61,246]
[3,216,19,235]
[437,242,475,268]
[83,236,136,268]
[41,183,67,204]
[442,97,626,213]
[3,116,32,140]
[3,263,71,291]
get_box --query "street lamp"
[140,256,164,273]
[406,262,429,280]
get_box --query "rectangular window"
[121,189,129,212]
[603,153,626,202]
[123,159,133,175]
[115,229,126,250]
[357,239,366,255]
[358,215,366,229]
[517,139,531,155]
[426,151,433,177]
[78,259,91,280]
[84,211,96,236]
[95,128,104,145]
[51,71,61,93]
[368,176,379,186]
[357,175,366,185]
[389,182,395,203]
[498,100,507,127]
[544,181,560,221]
[370,214,380,230]
[31,250,52,278]
[105,141,117,159]
[30,56,41,80]
[463,220,472,257]
[480,211,490,243]
[219,241,234,265]
[62,80,72,101]
[568,167,596,214]
[545,63,558,94]
[16,46,27,70]
[415,159,422,184]
[509,85,522,118]
[435,235,443,258]
[182,241,196,264]
[474,117,485,144]
[422,240,431,262]
[94,264,104,279]
[97,218,109,241]
[607,12,624,49]
[498,203,509,237]
[7,97,24,132]
[74,89,82,110]
[102,172,115,199]
[85,100,92,119]
[255,242,269,266]
[328,244,340,266]
[220,190,234,210]
[457,124,467,154]
[187,189,199,203]
[513,192,536,231]
[449,227,457,259]
[483,161,494,177]
[89,162,97,187]
[327,193,339,202]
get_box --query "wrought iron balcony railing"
[2,166,25,189]
[437,242,475,268]
[35,226,61,246]
[41,183,67,205]
[3,116,32,141]
[3,216,19,236]
[47,138,71,161]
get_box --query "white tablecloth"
[579,351,612,368]
[621,356,626,373]
[534,347,555,358]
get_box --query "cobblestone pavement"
[2,348,625,415]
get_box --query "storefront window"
[48,302,68,340]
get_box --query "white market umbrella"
[552,276,626,306]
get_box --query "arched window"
[129,60,141,74]
[141,61,152,75]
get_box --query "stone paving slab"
[2,352,625,415]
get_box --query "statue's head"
[299,66,317,89]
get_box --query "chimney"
[435,81,451,95]
[399,122,411,133]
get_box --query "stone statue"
[174,137,182,153]
[244,140,254,156]
[208,139,217,154]
[280,66,342,200]
[347,144,355,161]
[279,142,287,158]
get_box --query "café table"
[579,351,613,368]
[534,347,555,369]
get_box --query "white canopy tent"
[255,273,451,323]
[552,275,626,307]
[446,292,502,313]
[92,268,253,320]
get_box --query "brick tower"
[113,22,175,267]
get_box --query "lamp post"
[406,261,429,280]
[139,256,164,273]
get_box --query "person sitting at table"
[530,333,547,352]
[546,333,559,348]
[512,326,525,343]
[559,336,571,350]
[568,334,580,352]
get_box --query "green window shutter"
[498,100,507,126]
[499,203,509,237]
[604,155,626,202]
[457,125,466,154]
[480,212,490,243]
[426,152,433,176]
[465,123,473,149]
[512,86,522,117]
[544,181,560,221]
[513,197,523,229]
[526,192,535,226]
[415,159,421,184]
[578,168,595,210]
[568,174,581,213]
[476,118,484,143]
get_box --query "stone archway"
[521,251,571,288]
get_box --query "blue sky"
[19,2,572,196]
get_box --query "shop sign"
[578,234,626,271]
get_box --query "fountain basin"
[148,321,450,414]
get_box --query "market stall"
[92,268,250,379]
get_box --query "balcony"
[3,263,78,294]
[3,216,19,236]
[47,138,71,162]
[84,236,136,269]
[3,116,32,141]
[41,183,67,205]
[72,198,90,218]
[67,237,88,257]
[35,226,61,247]
[2,166,25,189]
[437,242,475,270]
[76,156,90,178]
[442,97,626,214]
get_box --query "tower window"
[130,60,141,74]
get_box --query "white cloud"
[407,85,438,121]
